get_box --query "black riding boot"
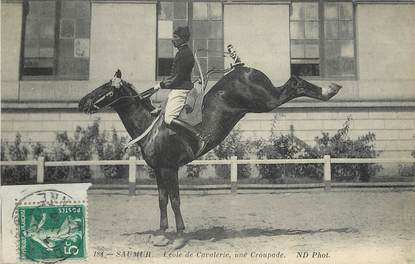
[169,118,207,157]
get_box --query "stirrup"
[168,118,206,156]
[194,139,207,157]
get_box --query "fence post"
[230,156,238,194]
[324,155,331,191]
[129,156,136,196]
[37,156,45,184]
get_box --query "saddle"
[141,83,203,127]
[161,45,240,127]
[177,82,204,126]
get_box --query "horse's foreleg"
[162,167,185,233]
[155,169,169,231]
[151,169,170,247]
[158,189,169,231]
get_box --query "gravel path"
[86,189,415,264]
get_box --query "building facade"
[1,0,415,159]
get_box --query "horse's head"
[79,70,139,114]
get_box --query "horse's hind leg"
[162,167,187,249]
[289,76,342,101]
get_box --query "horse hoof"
[328,83,342,95]
[151,235,170,246]
[170,237,187,250]
[322,83,342,100]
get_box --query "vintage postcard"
[1,0,414,264]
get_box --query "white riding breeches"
[164,89,190,125]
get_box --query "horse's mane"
[122,82,156,113]
[123,82,139,96]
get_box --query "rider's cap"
[173,26,190,42]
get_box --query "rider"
[153,26,206,157]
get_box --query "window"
[290,1,355,78]
[157,1,189,77]
[157,1,224,79]
[21,0,91,80]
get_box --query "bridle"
[92,82,145,112]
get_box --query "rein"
[93,86,151,111]
[91,85,160,148]
[95,47,236,112]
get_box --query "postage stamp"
[1,184,91,263]
[18,205,86,262]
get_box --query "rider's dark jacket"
[160,44,195,90]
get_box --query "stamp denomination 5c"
[18,205,86,262]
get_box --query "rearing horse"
[79,66,341,247]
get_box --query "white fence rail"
[1,156,414,195]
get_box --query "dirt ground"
[86,189,415,264]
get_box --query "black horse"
[79,66,341,248]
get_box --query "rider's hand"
[154,82,161,91]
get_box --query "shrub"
[96,129,128,179]
[398,164,415,178]
[33,123,102,183]
[255,116,381,182]
[1,140,6,181]
[68,122,102,181]
[32,129,93,183]
[213,127,252,179]
[186,159,209,178]
[1,120,134,183]
[398,134,415,178]
[185,149,209,178]
[312,118,381,182]
[256,126,321,183]
[1,117,383,184]
[125,142,155,179]
[1,134,33,184]
[32,139,71,183]
[0,140,5,162]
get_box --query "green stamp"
[18,205,86,262]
